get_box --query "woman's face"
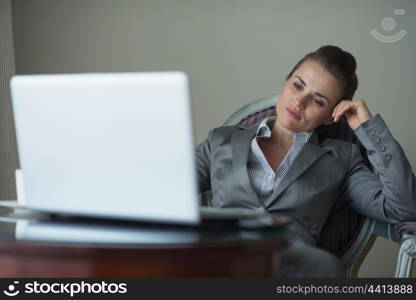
[276,59,344,133]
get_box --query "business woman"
[195,45,416,277]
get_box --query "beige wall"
[10,0,416,276]
[0,0,18,200]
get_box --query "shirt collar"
[255,116,313,143]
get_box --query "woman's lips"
[286,107,301,120]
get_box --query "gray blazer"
[196,115,416,245]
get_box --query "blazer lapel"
[265,132,330,207]
[230,124,260,203]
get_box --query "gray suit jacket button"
[385,153,392,161]
[370,129,376,136]
[375,137,381,144]
[380,146,387,152]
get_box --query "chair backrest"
[223,95,372,258]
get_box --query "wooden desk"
[0,207,288,277]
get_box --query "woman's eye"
[313,99,325,107]
[292,82,302,90]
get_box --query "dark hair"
[286,45,358,101]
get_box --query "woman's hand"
[332,99,373,131]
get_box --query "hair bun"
[316,45,356,75]
[342,51,357,75]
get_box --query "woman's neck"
[268,118,294,149]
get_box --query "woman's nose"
[292,95,308,107]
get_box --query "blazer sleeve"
[195,129,214,193]
[339,114,416,223]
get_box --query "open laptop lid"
[10,72,200,225]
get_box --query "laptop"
[10,72,289,228]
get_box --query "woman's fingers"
[333,101,354,122]
[331,100,347,119]
[331,99,372,130]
